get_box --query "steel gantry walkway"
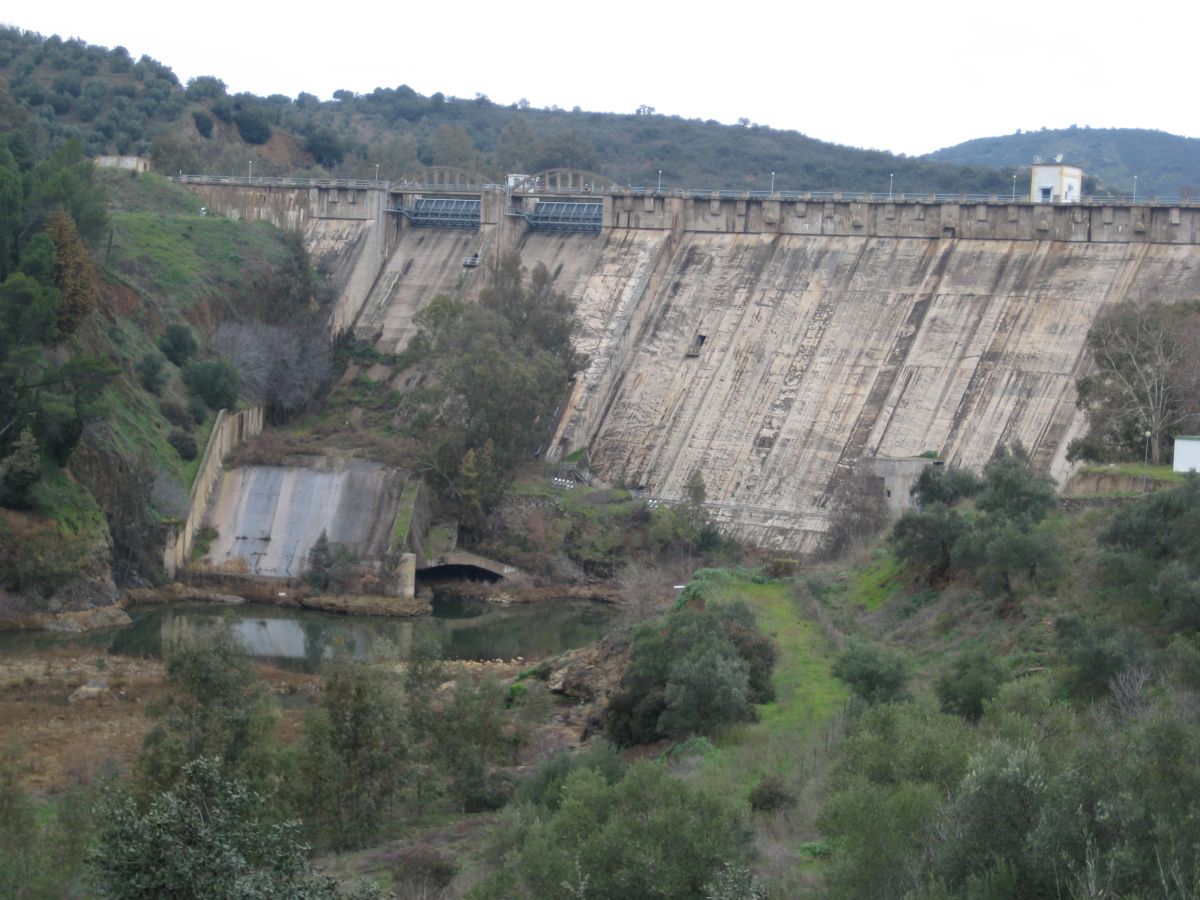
[518,201,603,232]
[397,197,481,228]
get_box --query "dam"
[178,171,1200,552]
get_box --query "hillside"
[0,25,1014,194]
[927,126,1200,198]
[0,155,324,616]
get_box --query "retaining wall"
[163,406,264,578]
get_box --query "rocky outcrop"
[545,630,631,738]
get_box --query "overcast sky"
[5,0,1197,156]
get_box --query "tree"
[23,139,108,244]
[159,324,198,366]
[477,762,754,900]
[494,119,536,173]
[935,647,1009,721]
[304,128,344,168]
[90,758,349,900]
[889,504,967,580]
[822,466,890,558]
[138,625,278,793]
[0,427,41,508]
[45,206,97,334]
[832,639,910,704]
[976,451,1057,525]
[299,657,408,850]
[911,465,980,508]
[530,129,597,172]
[182,358,240,410]
[426,124,476,169]
[134,351,167,394]
[1072,301,1200,465]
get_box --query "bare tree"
[1074,302,1200,464]
[211,322,330,418]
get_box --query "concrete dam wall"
[176,178,1200,552]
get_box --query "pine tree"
[45,207,96,335]
[0,428,41,509]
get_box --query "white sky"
[5,0,1197,156]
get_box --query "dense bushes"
[890,450,1063,598]
[605,599,775,746]
[1098,475,1200,630]
[819,673,1200,899]
[471,761,757,900]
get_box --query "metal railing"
[172,174,387,190]
[171,174,1200,207]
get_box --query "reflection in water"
[80,596,615,673]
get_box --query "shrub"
[935,647,1009,721]
[0,430,42,509]
[604,602,774,746]
[134,351,167,394]
[187,396,208,425]
[182,358,240,410]
[514,741,625,812]
[158,400,192,429]
[832,639,910,704]
[476,762,754,900]
[191,110,213,139]
[391,846,457,897]
[90,758,337,899]
[159,324,198,366]
[305,530,358,593]
[748,774,795,812]
[167,430,197,461]
[232,107,271,144]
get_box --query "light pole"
[375,163,380,182]
[1133,175,1138,204]
[657,169,662,191]
[248,160,253,181]
[1144,430,1152,491]
[1012,173,1017,201]
[889,173,894,200]
[770,171,775,194]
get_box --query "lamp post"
[1133,175,1138,204]
[248,160,253,182]
[1012,173,1017,201]
[657,169,662,191]
[375,163,380,182]
[770,171,776,194]
[889,172,894,199]
[1144,430,1152,491]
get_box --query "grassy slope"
[93,170,287,492]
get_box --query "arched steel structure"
[510,168,617,194]
[393,166,493,189]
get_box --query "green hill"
[927,126,1200,197]
[0,25,1013,194]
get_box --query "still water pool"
[0,595,614,672]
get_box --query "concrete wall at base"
[163,407,264,578]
